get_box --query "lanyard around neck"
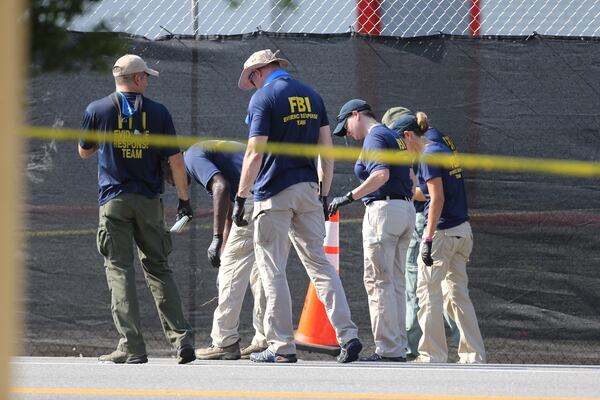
[115,92,145,131]
[118,92,142,119]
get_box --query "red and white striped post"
[323,211,339,272]
[356,0,382,35]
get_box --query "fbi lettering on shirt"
[113,114,150,159]
[442,135,457,153]
[448,154,463,179]
[442,135,462,178]
[395,138,407,151]
[283,96,319,126]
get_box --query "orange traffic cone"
[294,211,341,356]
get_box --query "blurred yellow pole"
[0,0,26,398]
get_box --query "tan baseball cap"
[112,54,159,77]
[381,106,412,129]
[238,49,289,90]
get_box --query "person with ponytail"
[384,109,461,359]
[396,113,486,364]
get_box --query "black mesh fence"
[24,32,600,364]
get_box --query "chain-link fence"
[23,0,600,365]
[70,0,600,39]
[24,28,600,364]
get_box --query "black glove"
[328,192,354,216]
[421,239,433,266]
[207,234,223,268]
[319,195,329,221]
[176,199,193,221]
[232,196,248,227]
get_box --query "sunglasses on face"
[248,69,259,83]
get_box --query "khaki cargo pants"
[416,221,486,363]
[253,182,359,355]
[97,193,194,355]
[211,202,268,348]
[406,211,460,357]
[363,199,415,358]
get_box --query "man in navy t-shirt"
[78,54,195,365]
[184,140,244,267]
[232,49,361,364]
[184,140,269,360]
[328,99,415,362]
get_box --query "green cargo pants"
[97,193,193,355]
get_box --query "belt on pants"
[364,195,411,206]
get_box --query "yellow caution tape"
[21,125,600,177]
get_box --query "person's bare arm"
[208,174,231,236]
[237,136,266,198]
[413,186,426,202]
[349,168,389,200]
[423,177,444,239]
[78,144,98,159]
[317,125,334,196]
[168,153,189,201]
[206,174,232,268]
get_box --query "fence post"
[356,0,382,35]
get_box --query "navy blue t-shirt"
[184,141,244,201]
[354,124,413,203]
[414,127,459,214]
[417,142,469,230]
[80,92,180,205]
[412,164,425,213]
[246,70,329,201]
[425,127,458,153]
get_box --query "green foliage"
[29,0,128,72]
[226,0,242,8]
[276,0,297,10]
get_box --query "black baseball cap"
[333,99,371,137]
[390,113,420,136]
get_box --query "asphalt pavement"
[11,357,600,400]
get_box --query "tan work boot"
[195,342,241,360]
[98,350,148,364]
[240,343,267,359]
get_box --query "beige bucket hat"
[238,49,289,90]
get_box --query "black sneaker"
[98,350,148,364]
[337,338,362,363]
[360,353,406,362]
[250,348,297,363]
[177,345,196,364]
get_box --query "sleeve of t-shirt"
[79,108,96,149]
[363,131,390,174]
[160,106,180,158]
[419,148,443,182]
[247,93,271,138]
[185,151,220,195]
